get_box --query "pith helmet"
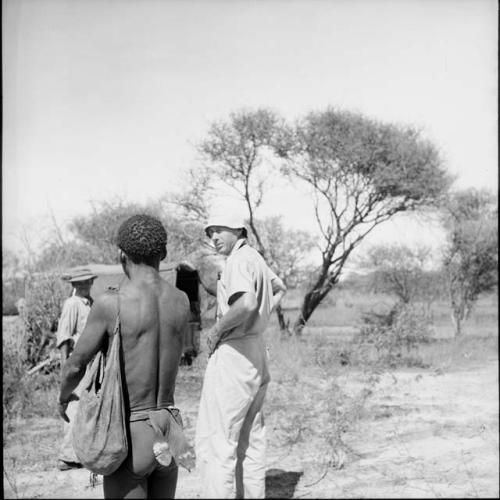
[204,213,248,238]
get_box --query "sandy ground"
[4,356,498,499]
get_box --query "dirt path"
[289,360,499,498]
[4,360,498,498]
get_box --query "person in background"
[195,212,287,498]
[56,267,97,471]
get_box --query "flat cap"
[61,267,97,283]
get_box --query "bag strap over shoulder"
[107,284,121,337]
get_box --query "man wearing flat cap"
[195,211,286,498]
[56,267,96,471]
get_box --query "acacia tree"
[69,199,147,263]
[249,216,316,330]
[442,189,498,337]
[194,108,295,329]
[360,244,443,306]
[68,198,205,264]
[251,216,315,289]
[277,108,451,334]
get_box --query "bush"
[3,318,30,428]
[352,303,433,369]
[2,293,19,316]
[23,272,68,367]
[265,328,379,471]
[2,277,25,316]
[3,314,62,432]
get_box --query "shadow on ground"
[265,468,303,498]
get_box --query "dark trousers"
[103,419,178,499]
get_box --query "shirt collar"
[76,295,92,306]
[229,238,247,256]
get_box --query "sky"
[2,0,498,265]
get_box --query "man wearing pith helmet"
[56,267,97,471]
[195,210,287,498]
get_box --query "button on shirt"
[217,239,279,342]
[56,295,92,349]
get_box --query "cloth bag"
[72,310,128,475]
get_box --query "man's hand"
[58,393,79,422]
[206,325,222,357]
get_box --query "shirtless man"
[58,214,190,499]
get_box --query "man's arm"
[58,295,111,421]
[270,274,287,312]
[60,341,71,362]
[206,291,258,355]
[56,299,78,353]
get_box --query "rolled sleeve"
[56,300,78,349]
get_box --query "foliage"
[265,329,377,473]
[22,272,68,367]
[2,249,26,315]
[3,318,29,424]
[189,107,450,334]
[3,313,60,432]
[351,303,433,369]
[69,199,154,264]
[195,108,286,253]
[169,168,213,224]
[35,240,108,272]
[359,244,446,305]
[192,108,313,330]
[276,107,451,333]
[32,198,207,272]
[3,278,25,316]
[441,188,498,336]
[249,216,315,288]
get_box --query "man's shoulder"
[161,280,190,308]
[92,288,119,311]
[63,295,89,308]
[229,244,265,269]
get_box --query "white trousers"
[195,341,269,499]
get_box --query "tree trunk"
[451,309,464,337]
[292,287,329,336]
[449,286,467,338]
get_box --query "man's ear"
[118,249,127,265]
[160,246,167,261]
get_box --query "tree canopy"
[442,188,498,336]
[277,108,451,333]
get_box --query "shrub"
[4,313,62,432]
[23,272,68,367]
[352,303,433,369]
[2,292,19,316]
[265,328,379,472]
[2,277,26,316]
[3,318,30,428]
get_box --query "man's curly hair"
[117,214,167,263]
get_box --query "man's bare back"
[107,274,189,412]
[58,214,191,498]
[61,269,190,412]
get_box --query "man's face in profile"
[207,226,241,256]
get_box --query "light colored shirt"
[56,295,92,349]
[217,239,279,342]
